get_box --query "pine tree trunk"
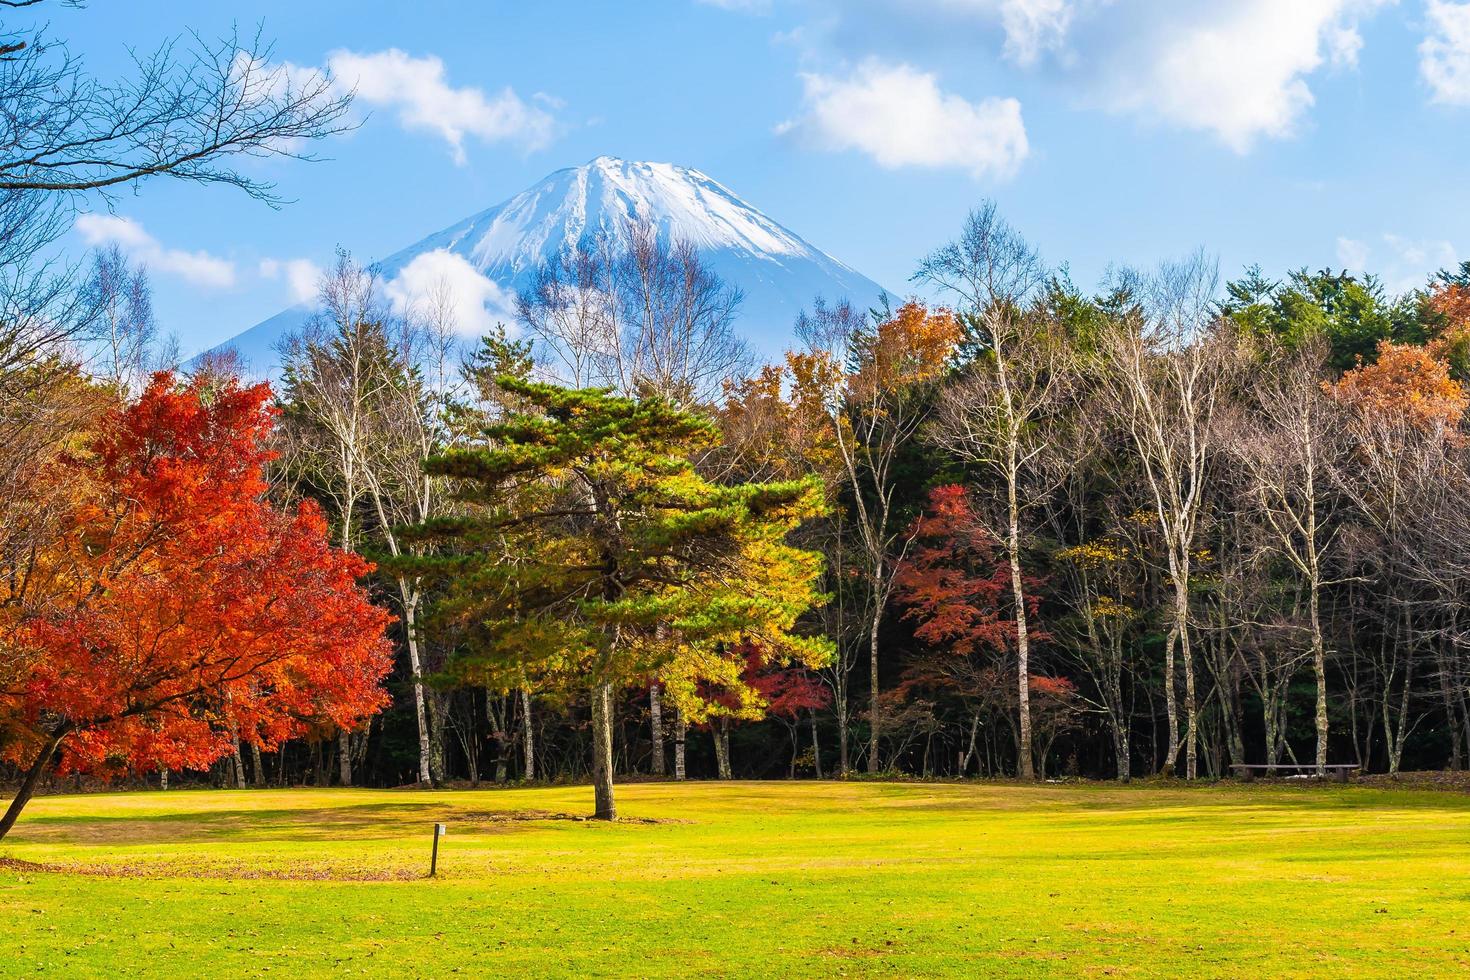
[649,683,665,776]
[590,682,617,820]
[713,719,732,779]
[520,689,535,781]
[674,709,687,781]
[493,710,510,784]
[0,729,66,841]
[427,692,446,785]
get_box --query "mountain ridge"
[192,156,890,374]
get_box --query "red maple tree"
[0,373,393,839]
[893,484,1021,656]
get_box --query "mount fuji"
[194,157,890,374]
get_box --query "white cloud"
[917,0,1073,66]
[797,0,1390,153]
[1097,1,1387,153]
[384,250,517,337]
[258,258,323,304]
[778,60,1028,179]
[1336,235,1370,270]
[74,214,236,289]
[994,0,1074,65]
[1336,232,1458,293]
[327,49,558,163]
[1421,0,1470,104]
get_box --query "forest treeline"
[261,202,1470,791]
[10,196,1470,809]
[270,202,1470,793]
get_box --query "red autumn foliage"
[893,484,1035,657]
[1028,675,1078,699]
[701,642,831,722]
[743,646,831,719]
[2,373,393,785]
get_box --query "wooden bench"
[1230,763,1358,784]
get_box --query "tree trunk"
[520,689,535,781]
[426,692,446,785]
[962,712,980,776]
[231,736,247,789]
[810,709,823,779]
[337,730,352,786]
[1162,620,1180,777]
[160,767,169,791]
[250,742,265,787]
[836,690,850,777]
[1173,577,1198,780]
[0,729,66,841]
[1114,721,1131,783]
[867,602,882,773]
[1006,484,1034,780]
[713,718,732,779]
[1306,510,1330,777]
[403,596,434,786]
[649,683,665,776]
[493,724,510,784]
[674,709,687,781]
[590,682,617,820]
[312,739,329,787]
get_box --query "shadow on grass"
[12,799,598,846]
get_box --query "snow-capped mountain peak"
[194,157,888,373]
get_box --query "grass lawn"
[2,780,1468,977]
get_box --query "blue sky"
[34,0,1470,356]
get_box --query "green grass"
[2,780,1469,977]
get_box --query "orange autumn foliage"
[1326,340,1467,432]
[720,350,843,482]
[1427,282,1470,332]
[851,301,960,398]
[1,373,393,779]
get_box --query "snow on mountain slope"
[191,157,890,375]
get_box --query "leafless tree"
[1098,253,1241,779]
[80,245,161,398]
[920,202,1062,779]
[1226,338,1348,773]
[803,297,952,774]
[518,235,621,389]
[277,252,446,787]
[0,15,352,204]
[518,220,751,405]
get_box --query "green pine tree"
[405,377,830,819]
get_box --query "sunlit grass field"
[2,779,1468,977]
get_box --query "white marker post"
[430,822,446,877]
